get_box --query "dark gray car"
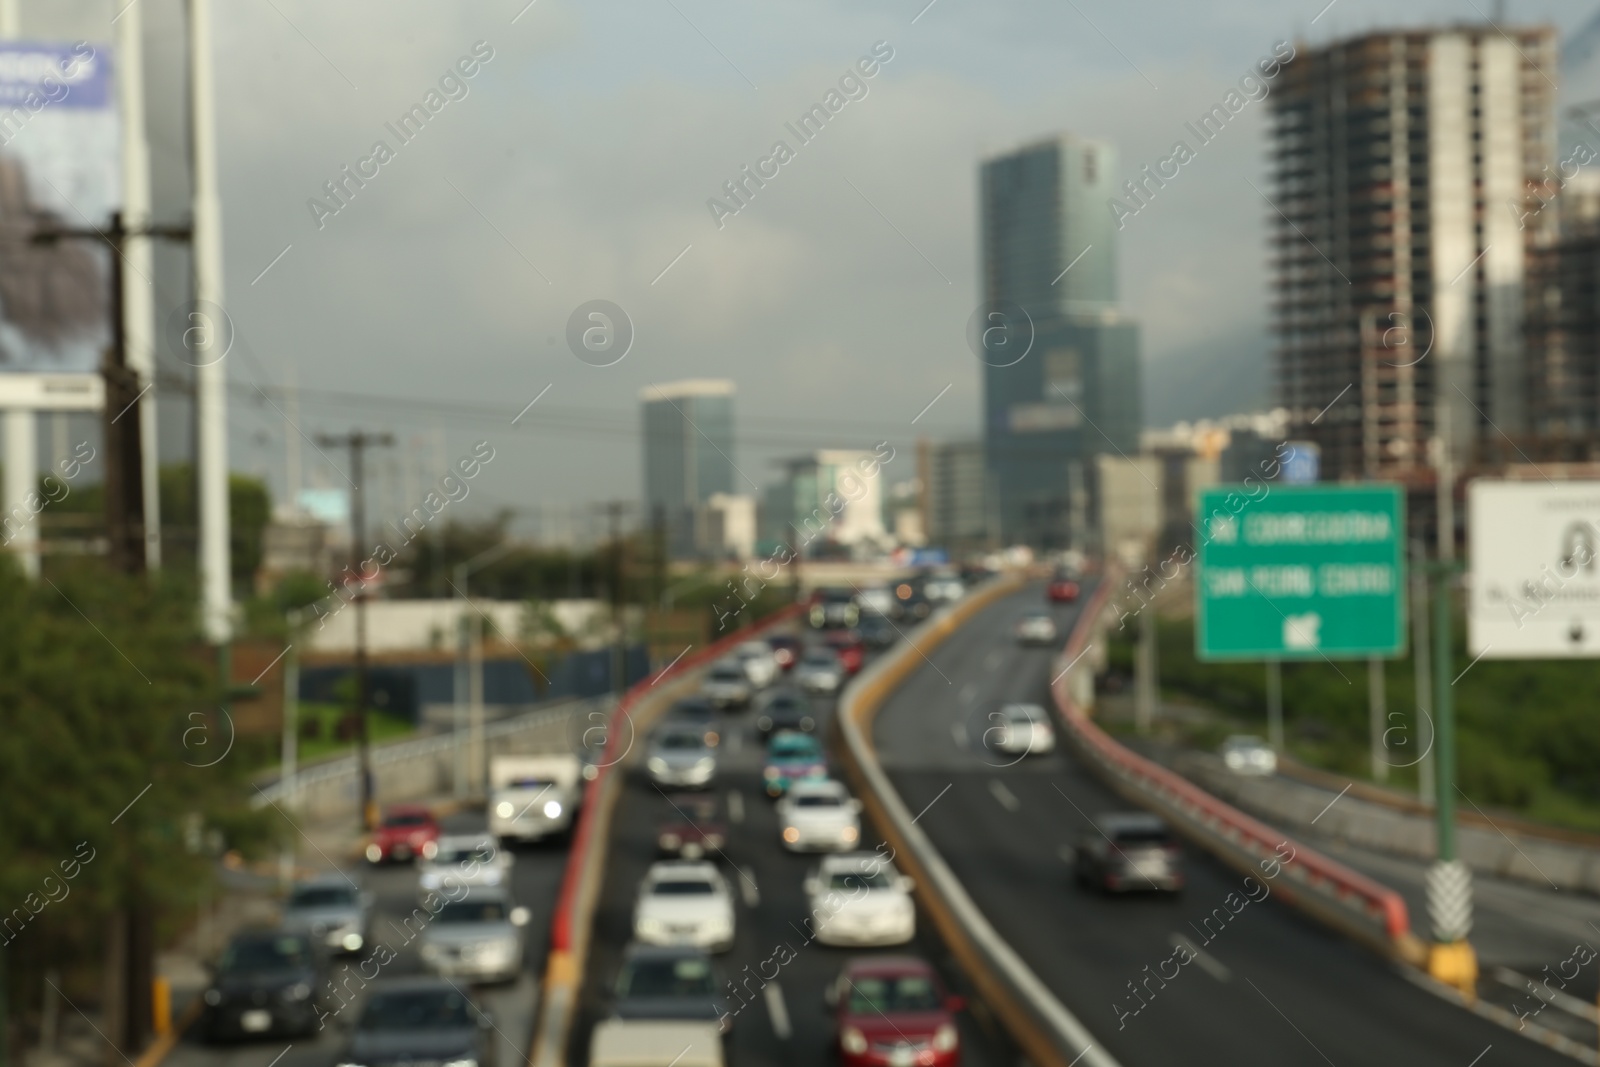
[281,876,373,956]
[338,977,496,1067]
[611,944,729,1034]
[201,930,322,1042]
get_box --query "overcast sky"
[22,0,1600,540]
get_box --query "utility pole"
[1412,540,1435,805]
[1266,659,1284,753]
[279,609,301,888]
[603,502,628,694]
[315,431,394,830]
[120,0,161,569]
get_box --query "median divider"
[835,574,1125,1067]
[528,604,804,1067]
[1049,576,1425,966]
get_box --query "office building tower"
[640,379,736,558]
[1269,26,1557,480]
[980,134,1142,548]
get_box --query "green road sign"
[1195,483,1406,661]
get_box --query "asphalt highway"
[871,582,1573,1067]
[568,633,1015,1067]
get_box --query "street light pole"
[1425,558,1475,993]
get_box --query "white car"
[805,852,916,947]
[416,834,511,901]
[489,754,581,842]
[986,703,1056,756]
[700,659,753,709]
[1220,735,1277,776]
[794,648,844,694]
[589,1020,724,1067]
[855,585,896,617]
[734,641,780,689]
[632,861,736,954]
[1014,611,1057,647]
[776,779,862,852]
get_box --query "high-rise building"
[919,438,991,554]
[762,450,891,558]
[980,134,1142,548]
[640,379,736,557]
[1268,26,1557,480]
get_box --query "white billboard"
[1468,480,1600,657]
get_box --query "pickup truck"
[487,754,581,843]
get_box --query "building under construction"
[1268,25,1558,484]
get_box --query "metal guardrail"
[834,575,1125,1067]
[1049,577,1419,961]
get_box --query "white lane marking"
[988,780,1020,812]
[738,865,760,908]
[960,683,978,705]
[728,790,745,825]
[1170,933,1231,982]
[1058,844,1076,864]
[764,981,793,1040]
[951,722,969,749]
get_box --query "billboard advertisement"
[0,41,117,376]
[1468,480,1600,658]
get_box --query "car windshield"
[357,990,475,1031]
[1111,827,1172,847]
[709,667,743,681]
[795,794,843,808]
[434,900,507,924]
[618,956,716,999]
[651,879,715,896]
[827,869,892,892]
[770,737,820,760]
[287,885,357,909]
[432,845,492,866]
[383,812,429,828]
[801,652,836,666]
[658,732,707,751]
[1003,708,1040,724]
[846,975,940,1014]
[218,936,309,973]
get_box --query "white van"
[588,1020,723,1067]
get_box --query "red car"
[365,804,440,864]
[1046,575,1080,603]
[828,956,964,1067]
[823,630,866,675]
[655,792,728,860]
[768,633,803,672]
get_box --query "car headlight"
[443,1059,478,1067]
[336,1061,366,1067]
[694,757,714,771]
[544,800,562,819]
[932,1023,958,1052]
[704,834,725,848]
[763,766,781,780]
[342,933,364,952]
[782,826,799,844]
[421,841,439,860]
[841,826,859,842]
[421,943,443,960]
[203,989,222,1006]
[649,757,669,773]
[637,917,665,935]
[365,843,382,863]
[282,983,311,1002]
[659,833,682,850]
[841,1026,868,1054]
[496,801,515,819]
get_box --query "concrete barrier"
[834,575,1124,1067]
[251,698,604,822]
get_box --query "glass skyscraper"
[980,134,1142,549]
[640,379,736,557]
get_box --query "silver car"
[417,888,530,984]
[280,876,373,956]
[794,648,844,694]
[700,660,753,709]
[646,727,718,789]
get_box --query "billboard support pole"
[3,410,37,577]
[1265,658,1282,753]
[1368,656,1387,782]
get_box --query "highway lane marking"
[764,981,793,1040]
[1490,967,1598,1022]
[728,790,745,824]
[1169,933,1230,982]
[951,722,969,749]
[988,780,1021,812]
[738,865,760,909]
